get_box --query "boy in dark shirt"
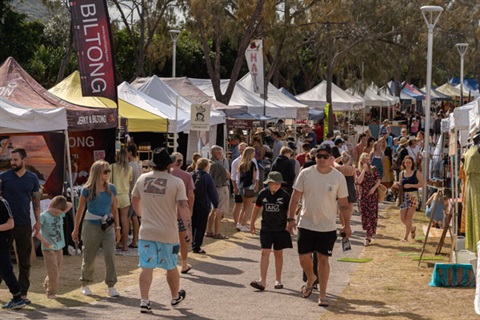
[0,196,26,309]
[249,172,292,291]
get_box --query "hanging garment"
[464,146,480,251]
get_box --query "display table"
[138,150,152,161]
[429,263,475,287]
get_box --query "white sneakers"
[80,286,120,297]
[107,287,120,297]
[81,286,92,296]
[240,225,250,232]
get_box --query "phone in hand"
[341,232,351,251]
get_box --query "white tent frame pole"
[348,110,351,138]
[453,129,459,255]
[363,107,366,133]
[65,130,75,217]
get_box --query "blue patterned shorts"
[138,240,179,270]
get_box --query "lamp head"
[455,43,469,56]
[420,5,443,28]
[169,29,181,42]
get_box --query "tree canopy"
[2,0,479,107]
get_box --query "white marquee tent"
[190,78,286,118]
[295,80,364,111]
[118,82,191,133]
[0,97,67,134]
[132,75,226,126]
[470,98,480,135]
[237,73,308,119]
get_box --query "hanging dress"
[464,146,480,251]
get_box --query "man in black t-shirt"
[0,196,26,309]
[249,172,292,291]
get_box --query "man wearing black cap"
[287,144,350,307]
[132,148,191,313]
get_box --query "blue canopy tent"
[449,78,478,92]
[389,81,423,113]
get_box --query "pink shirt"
[171,169,195,193]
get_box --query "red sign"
[71,0,117,102]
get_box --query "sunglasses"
[103,169,111,174]
[316,154,330,160]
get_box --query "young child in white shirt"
[35,196,72,299]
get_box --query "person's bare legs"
[166,268,180,299]
[130,215,139,247]
[316,253,330,301]
[258,249,270,287]
[299,253,317,289]
[399,209,408,240]
[273,250,283,284]
[240,197,254,226]
[206,210,215,235]
[233,202,242,226]
[178,230,189,272]
[139,268,153,300]
[214,211,224,235]
[404,207,416,241]
[119,206,130,251]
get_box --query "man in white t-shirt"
[287,144,350,307]
[132,148,191,314]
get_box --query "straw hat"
[399,137,409,147]
[254,127,264,135]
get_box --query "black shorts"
[260,229,293,250]
[234,194,243,203]
[177,218,186,232]
[297,228,337,256]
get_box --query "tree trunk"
[326,22,334,134]
[56,18,74,84]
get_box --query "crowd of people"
[0,110,446,312]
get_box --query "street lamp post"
[455,43,468,106]
[420,5,443,211]
[169,29,181,152]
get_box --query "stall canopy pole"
[65,130,75,216]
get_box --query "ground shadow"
[185,274,245,289]
[329,297,431,319]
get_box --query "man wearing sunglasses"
[287,144,351,307]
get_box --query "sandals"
[318,298,330,307]
[213,233,229,240]
[180,264,192,274]
[411,226,416,240]
[250,280,265,291]
[274,281,283,289]
[301,284,314,298]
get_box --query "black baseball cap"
[316,144,332,155]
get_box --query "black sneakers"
[140,301,152,314]
[171,290,186,306]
